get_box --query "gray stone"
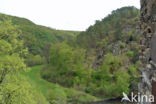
[139,0,156,103]
[151,35,156,63]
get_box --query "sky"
[0,0,140,31]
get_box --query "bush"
[126,51,134,57]
[42,42,88,88]
[26,54,45,66]
[46,89,67,104]
[90,53,130,97]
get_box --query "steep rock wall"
[139,0,156,103]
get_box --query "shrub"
[26,55,45,66]
[90,53,130,97]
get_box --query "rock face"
[139,0,156,103]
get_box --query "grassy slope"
[0,13,80,55]
[21,65,98,103]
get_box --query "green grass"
[21,65,98,103]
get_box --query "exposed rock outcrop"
[139,0,156,103]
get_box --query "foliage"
[77,6,140,48]
[75,6,141,98]
[21,65,98,104]
[0,16,48,104]
[0,73,48,104]
[0,6,142,103]
[41,6,141,98]
[0,17,27,84]
[42,42,88,88]
[0,13,80,55]
[90,53,130,97]
[42,43,132,98]
[25,54,45,66]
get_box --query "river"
[83,98,135,104]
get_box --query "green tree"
[43,42,87,88]
[0,16,48,104]
[0,73,47,104]
[0,18,27,84]
[91,53,130,97]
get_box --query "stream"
[83,98,135,104]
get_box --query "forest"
[0,6,142,104]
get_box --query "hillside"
[0,6,142,104]
[21,66,98,103]
[0,13,80,55]
[41,6,141,99]
[77,6,140,48]
[77,6,141,68]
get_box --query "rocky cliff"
[139,0,156,103]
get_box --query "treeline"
[77,7,140,48]
[0,13,80,66]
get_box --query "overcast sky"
[0,0,140,31]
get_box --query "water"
[85,99,134,104]
[90,101,121,104]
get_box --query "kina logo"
[121,92,154,103]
